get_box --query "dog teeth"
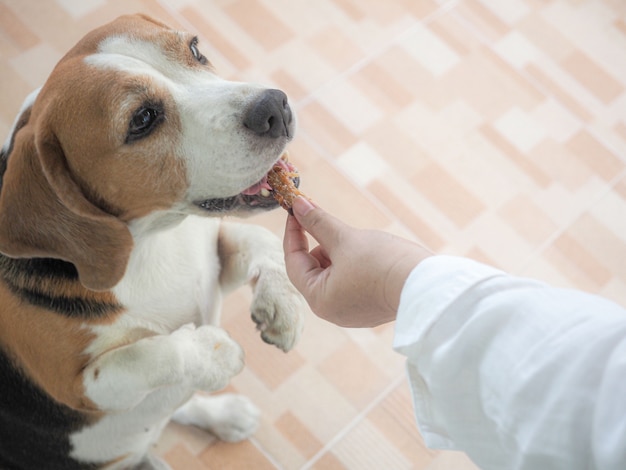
[260,188,270,197]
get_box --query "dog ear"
[0,112,133,292]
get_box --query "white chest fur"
[70,214,304,467]
[71,216,225,465]
[115,215,223,329]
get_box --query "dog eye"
[190,37,208,65]
[126,107,161,143]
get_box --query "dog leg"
[172,393,260,442]
[218,222,306,352]
[82,324,244,412]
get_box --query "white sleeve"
[393,256,626,470]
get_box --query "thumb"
[291,197,346,252]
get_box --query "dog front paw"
[251,271,306,352]
[173,324,244,392]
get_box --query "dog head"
[0,14,295,291]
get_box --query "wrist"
[383,247,431,316]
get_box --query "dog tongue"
[241,156,292,196]
[241,177,272,196]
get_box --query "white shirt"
[393,256,626,470]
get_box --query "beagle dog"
[0,14,305,470]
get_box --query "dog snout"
[243,89,292,138]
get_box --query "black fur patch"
[0,346,98,470]
[0,95,105,469]
[0,256,122,319]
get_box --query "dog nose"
[243,89,292,138]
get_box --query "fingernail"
[293,196,315,218]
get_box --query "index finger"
[283,214,324,294]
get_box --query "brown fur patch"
[0,281,104,413]
[36,25,189,223]
[0,11,206,413]
[0,14,190,290]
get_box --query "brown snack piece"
[267,165,305,211]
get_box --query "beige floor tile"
[2,1,625,469]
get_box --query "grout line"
[297,130,440,248]
[450,3,626,167]
[293,0,461,109]
[153,4,437,469]
[297,130,405,243]
[447,4,626,275]
[286,0,467,248]
[250,436,286,470]
[154,0,197,33]
[158,0,459,106]
[153,0,446,247]
[514,167,626,276]
[153,1,626,467]
[299,373,407,470]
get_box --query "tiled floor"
[2,0,626,468]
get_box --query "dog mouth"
[195,154,299,213]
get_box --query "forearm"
[394,256,626,470]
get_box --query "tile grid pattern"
[1,0,626,468]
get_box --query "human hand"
[283,197,431,327]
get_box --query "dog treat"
[267,164,306,211]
